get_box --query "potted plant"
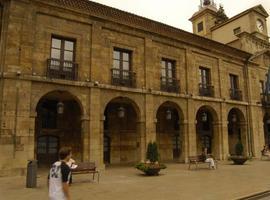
[135,142,166,176]
[229,141,249,165]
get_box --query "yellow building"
[0,0,269,176]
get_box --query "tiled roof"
[48,0,251,59]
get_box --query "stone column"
[81,115,90,162]
[28,111,37,160]
[239,121,249,156]
[145,94,156,144]
[89,87,105,169]
[180,120,188,163]
[220,120,229,160]
[136,121,146,162]
[212,121,222,160]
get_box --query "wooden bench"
[188,155,218,170]
[71,162,100,183]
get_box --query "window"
[51,36,75,70]
[197,21,204,32]
[161,59,176,82]
[113,48,132,80]
[229,74,238,90]
[199,67,210,86]
[233,27,241,35]
[111,48,135,87]
[229,74,242,100]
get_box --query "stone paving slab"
[1,160,270,200]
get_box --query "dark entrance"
[103,134,110,164]
[35,91,82,167]
[37,136,59,166]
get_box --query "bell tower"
[189,0,218,38]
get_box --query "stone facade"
[0,0,269,176]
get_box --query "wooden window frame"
[199,67,211,86]
[113,48,132,71]
[229,74,239,90]
[50,35,76,62]
[161,58,176,80]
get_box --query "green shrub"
[146,142,159,162]
[235,141,244,156]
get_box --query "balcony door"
[199,67,210,87]
[50,37,75,71]
[161,59,175,84]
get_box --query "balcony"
[47,58,78,80]
[160,77,180,93]
[111,68,136,87]
[199,83,214,97]
[230,89,242,101]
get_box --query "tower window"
[197,21,204,32]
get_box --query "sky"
[90,0,270,36]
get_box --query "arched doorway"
[227,108,247,155]
[263,114,270,147]
[35,91,82,166]
[196,106,218,155]
[156,102,183,162]
[103,97,140,165]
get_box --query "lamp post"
[118,106,125,118]
[201,112,207,122]
[166,109,172,120]
[57,101,64,114]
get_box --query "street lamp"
[232,114,237,122]
[118,106,125,118]
[166,109,172,120]
[201,112,207,122]
[57,101,64,114]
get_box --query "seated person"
[261,145,270,157]
[202,147,216,169]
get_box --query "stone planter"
[230,156,248,165]
[135,162,166,176]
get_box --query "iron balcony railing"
[160,77,180,93]
[230,88,242,101]
[47,58,78,80]
[111,68,136,87]
[199,83,214,97]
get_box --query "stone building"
[0,0,269,176]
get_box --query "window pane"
[64,41,74,51]
[161,60,166,69]
[123,61,129,71]
[161,68,166,77]
[113,50,120,59]
[168,70,172,78]
[168,62,172,69]
[64,51,73,61]
[113,60,120,69]
[51,49,60,59]
[52,38,61,49]
[123,52,129,61]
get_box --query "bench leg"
[93,172,95,181]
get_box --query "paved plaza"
[1,160,270,200]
